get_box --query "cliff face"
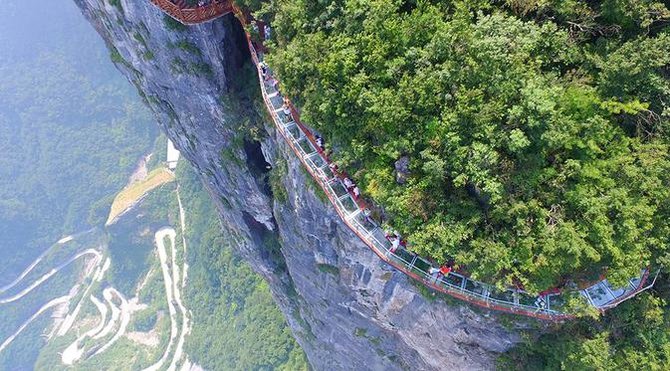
[73,0,523,369]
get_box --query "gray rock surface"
[72,0,524,369]
[395,156,410,185]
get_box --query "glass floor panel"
[297,138,316,155]
[340,195,358,213]
[489,289,515,303]
[354,212,377,231]
[603,280,626,298]
[270,94,283,109]
[518,292,538,307]
[586,282,615,307]
[442,273,464,289]
[414,258,432,273]
[370,228,390,248]
[630,276,642,289]
[330,182,349,198]
[326,165,338,179]
[278,111,293,124]
[464,279,486,296]
[310,154,327,169]
[394,249,415,266]
[286,124,302,140]
[547,294,566,311]
[263,80,278,95]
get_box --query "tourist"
[439,265,452,276]
[352,186,360,199]
[429,267,441,280]
[315,135,325,150]
[259,61,268,78]
[343,177,354,190]
[329,163,339,175]
[390,237,400,253]
[282,101,293,121]
[264,25,272,40]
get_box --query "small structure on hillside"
[167,139,180,170]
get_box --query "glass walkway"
[149,0,658,320]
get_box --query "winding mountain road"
[0,249,102,304]
[168,190,191,371]
[0,296,71,353]
[143,228,179,371]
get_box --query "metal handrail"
[148,0,657,320]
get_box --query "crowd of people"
[252,19,458,289]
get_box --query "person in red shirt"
[439,265,451,276]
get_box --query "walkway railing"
[149,0,233,25]
[237,9,659,320]
[149,1,658,320]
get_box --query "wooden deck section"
[149,0,233,25]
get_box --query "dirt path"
[88,295,108,338]
[143,227,178,371]
[56,252,108,337]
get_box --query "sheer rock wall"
[72,0,522,369]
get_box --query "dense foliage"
[178,165,308,371]
[247,0,669,292]
[500,275,670,370]
[0,0,154,367]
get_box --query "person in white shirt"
[390,238,400,253]
[282,101,292,121]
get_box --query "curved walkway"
[149,1,657,320]
[234,7,658,320]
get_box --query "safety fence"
[149,1,658,320]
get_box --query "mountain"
[0,0,303,368]
[72,0,522,369]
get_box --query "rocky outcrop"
[72,0,523,369]
[395,156,410,185]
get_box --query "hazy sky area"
[0,0,155,281]
[0,0,109,67]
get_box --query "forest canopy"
[0,0,155,280]
[245,0,670,292]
